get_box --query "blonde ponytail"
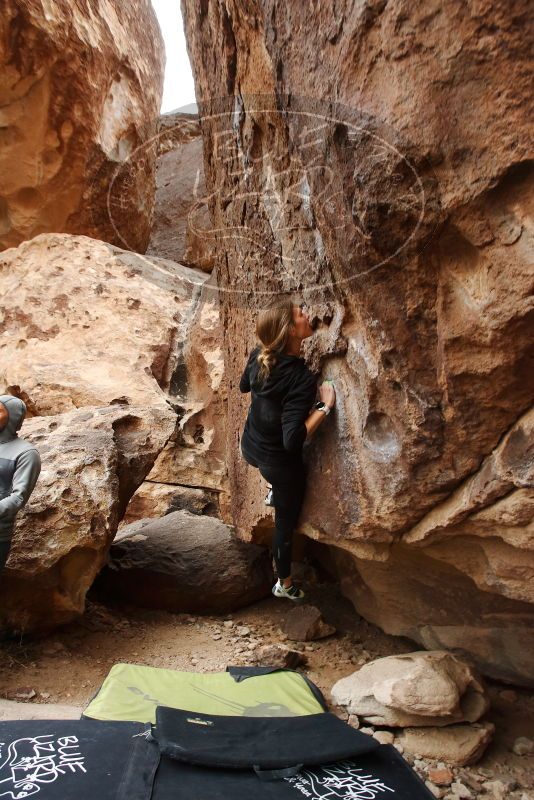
[255,296,295,383]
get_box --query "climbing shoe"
[272,579,305,602]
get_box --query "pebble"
[360,727,375,736]
[211,633,222,641]
[347,714,359,729]
[236,626,251,637]
[428,768,453,787]
[513,737,534,756]
[482,779,511,800]
[13,688,36,701]
[425,780,443,798]
[223,620,234,629]
[393,743,404,754]
[373,731,394,745]
[449,781,472,799]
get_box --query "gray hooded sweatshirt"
[0,395,41,542]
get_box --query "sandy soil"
[0,580,532,796]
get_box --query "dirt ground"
[0,580,532,796]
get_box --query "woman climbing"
[239,296,336,601]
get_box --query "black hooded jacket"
[239,346,318,467]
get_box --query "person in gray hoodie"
[0,395,41,573]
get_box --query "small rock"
[482,779,512,800]
[360,727,375,736]
[425,780,444,798]
[428,768,454,786]
[281,605,336,642]
[40,692,51,700]
[512,737,534,756]
[12,688,37,701]
[456,771,482,792]
[396,722,495,766]
[373,730,394,745]
[393,742,404,754]
[223,620,234,628]
[348,714,359,729]
[256,644,306,669]
[449,781,472,799]
[236,626,251,637]
[211,633,222,641]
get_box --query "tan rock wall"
[147,113,216,271]
[181,0,534,682]
[0,233,206,413]
[0,1,164,252]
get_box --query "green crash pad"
[83,664,326,723]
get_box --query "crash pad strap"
[116,730,160,800]
[253,764,304,781]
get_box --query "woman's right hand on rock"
[319,380,336,409]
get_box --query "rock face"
[0,404,175,632]
[180,0,534,683]
[138,276,231,523]
[94,510,273,614]
[0,233,229,521]
[0,233,206,412]
[0,1,164,253]
[331,652,489,728]
[147,113,216,271]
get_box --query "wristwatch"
[314,401,331,416]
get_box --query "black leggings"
[245,456,307,580]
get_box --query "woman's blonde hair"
[255,296,295,383]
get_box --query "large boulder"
[0,1,164,252]
[0,404,175,632]
[181,0,534,683]
[0,232,229,525]
[147,113,216,271]
[331,652,489,727]
[94,510,273,613]
[0,233,207,413]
